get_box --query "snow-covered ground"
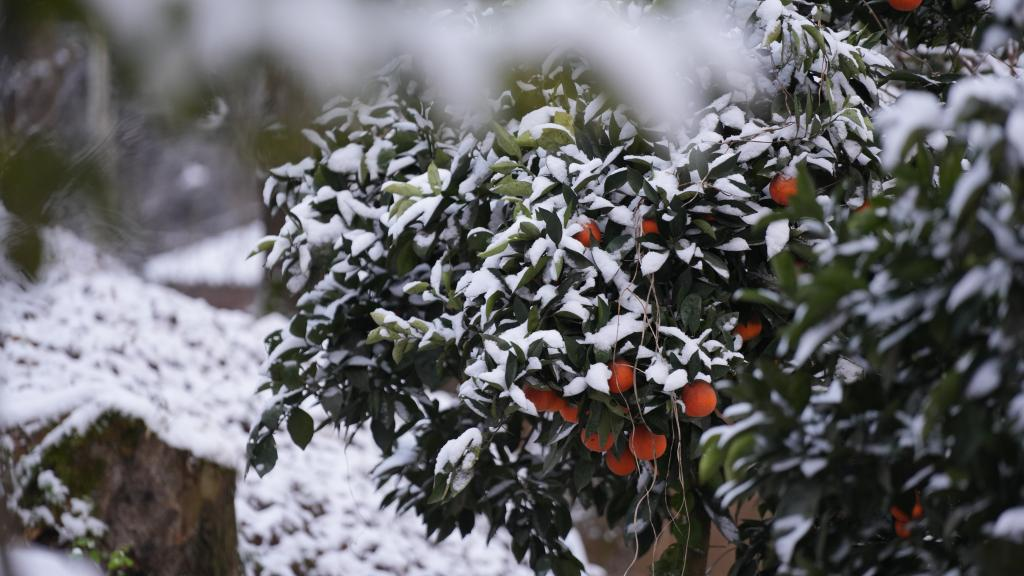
[143,222,266,287]
[0,229,541,575]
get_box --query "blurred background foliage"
[0,0,322,279]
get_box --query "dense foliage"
[710,2,1024,575]
[251,0,1024,574]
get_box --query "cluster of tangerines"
[526,361,722,477]
[572,172,802,253]
[543,174,795,475]
[573,208,767,345]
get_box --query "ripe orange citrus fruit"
[888,0,922,11]
[524,386,561,412]
[641,218,659,236]
[681,380,717,418]
[580,429,615,452]
[891,493,923,539]
[890,505,909,523]
[608,359,635,394]
[894,520,911,539]
[769,174,798,206]
[606,448,638,476]
[559,403,579,424]
[628,426,667,461]
[735,316,763,342]
[912,493,923,519]
[574,220,602,247]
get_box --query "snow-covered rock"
[0,546,102,576]
[0,229,535,576]
[143,222,266,288]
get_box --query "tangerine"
[606,449,638,476]
[888,0,922,11]
[890,505,909,523]
[769,174,798,206]
[580,429,615,452]
[641,218,660,236]
[681,380,717,418]
[559,403,579,424]
[912,493,923,520]
[524,386,561,412]
[608,360,635,394]
[735,316,763,342]
[574,220,602,247]
[629,426,668,461]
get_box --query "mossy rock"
[11,411,242,576]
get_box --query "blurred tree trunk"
[86,31,114,162]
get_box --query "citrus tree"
[706,1,1024,574]
[249,0,902,572]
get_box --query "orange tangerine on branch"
[573,220,602,247]
[888,0,923,11]
[769,173,799,206]
[524,386,561,412]
[890,505,909,523]
[735,315,763,342]
[894,520,911,539]
[559,403,579,424]
[606,448,638,476]
[608,359,635,394]
[580,429,615,452]
[629,426,668,461]
[681,380,717,418]
[641,218,660,236]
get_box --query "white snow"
[435,428,483,476]
[991,507,1024,543]
[718,237,750,252]
[327,143,365,174]
[516,106,561,137]
[144,222,266,287]
[584,363,612,394]
[582,313,647,351]
[755,0,784,27]
[765,219,789,260]
[949,157,991,218]
[966,359,1001,399]
[459,269,504,300]
[1,229,536,576]
[0,547,101,576]
[946,259,1010,311]
[1008,107,1024,165]
[720,107,745,129]
[772,515,813,567]
[876,92,943,169]
[790,314,847,367]
[591,247,623,283]
[510,385,540,416]
[663,369,689,394]
[639,251,669,275]
[736,124,773,162]
[562,376,589,397]
[799,459,827,478]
